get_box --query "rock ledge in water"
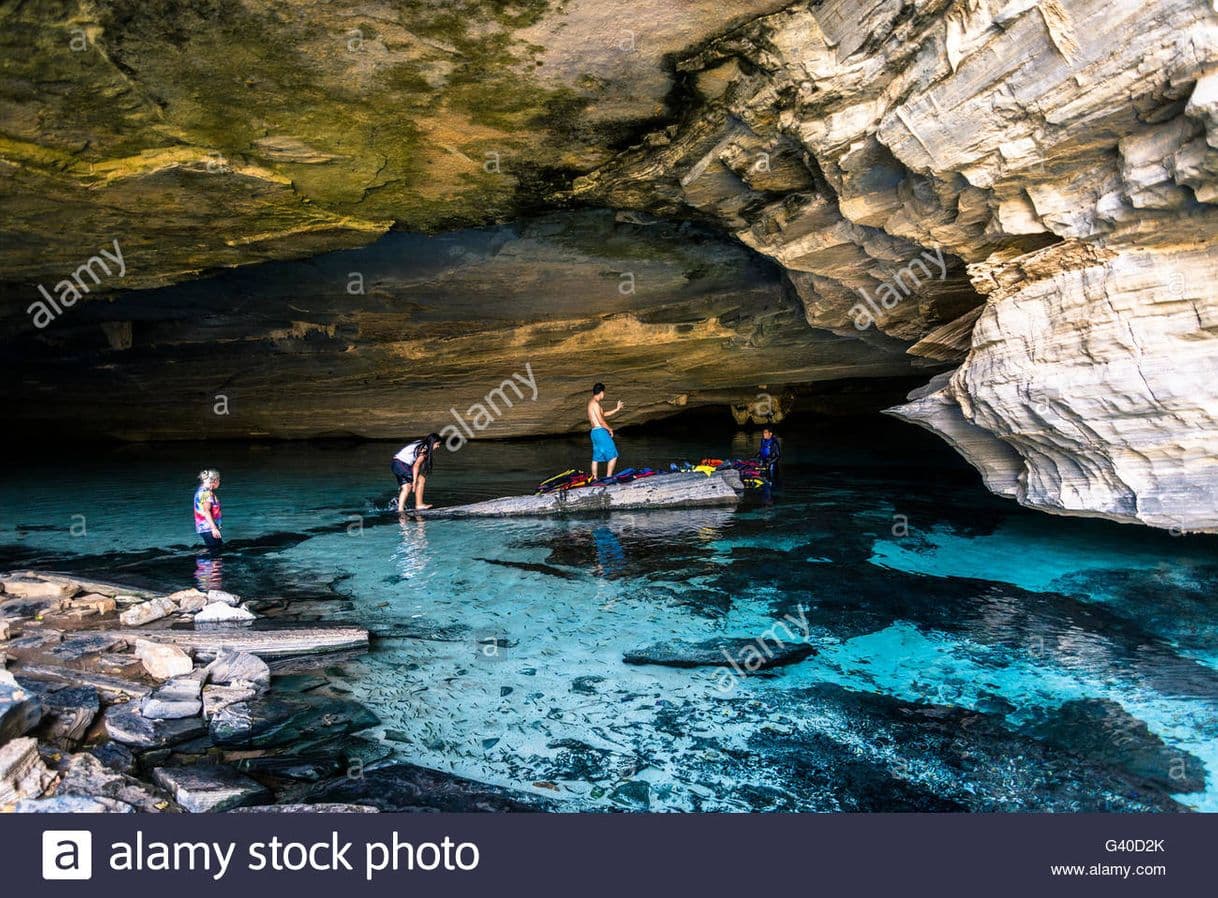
[623,638,816,670]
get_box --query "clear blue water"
[4,422,1217,812]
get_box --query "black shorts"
[200,531,223,551]
[391,459,414,486]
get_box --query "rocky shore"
[1,569,540,813]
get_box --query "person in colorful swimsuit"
[587,382,624,481]
[194,468,223,551]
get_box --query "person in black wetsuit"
[758,426,782,482]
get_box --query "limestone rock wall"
[578,0,1218,531]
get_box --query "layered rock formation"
[576,0,1218,532]
[3,0,1217,530]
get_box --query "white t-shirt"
[394,441,423,465]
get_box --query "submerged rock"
[209,694,379,749]
[1025,699,1208,794]
[152,763,270,813]
[623,637,816,670]
[303,762,558,812]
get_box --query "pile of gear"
[534,457,772,495]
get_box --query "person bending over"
[587,382,624,480]
[391,434,442,511]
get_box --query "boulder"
[206,648,270,689]
[0,619,10,640]
[0,675,43,742]
[0,737,55,804]
[210,694,379,749]
[104,702,207,749]
[202,683,259,720]
[206,590,241,607]
[119,596,178,627]
[152,763,270,812]
[88,740,136,773]
[194,603,257,623]
[56,751,178,812]
[143,677,204,720]
[175,592,209,613]
[36,685,100,746]
[135,639,194,680]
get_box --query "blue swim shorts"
[590,427,618,463]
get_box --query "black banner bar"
[5,812,1212,897]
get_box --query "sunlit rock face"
[578,0,1218,531]
[0,0,789,289]
[0,210,931,440]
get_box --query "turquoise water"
[4,422,1217,811]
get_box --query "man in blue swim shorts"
[587,381,624,480]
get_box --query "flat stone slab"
[17,663,151,701]
[49,632,128,661]
[153,763,270,813]
[210,694,379,749]
[0,576,76,601]
[421,469,744,518]
[110,624,370,659]
[623,637,817,670]
[105,701,208,748]
[2,571,155,601]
